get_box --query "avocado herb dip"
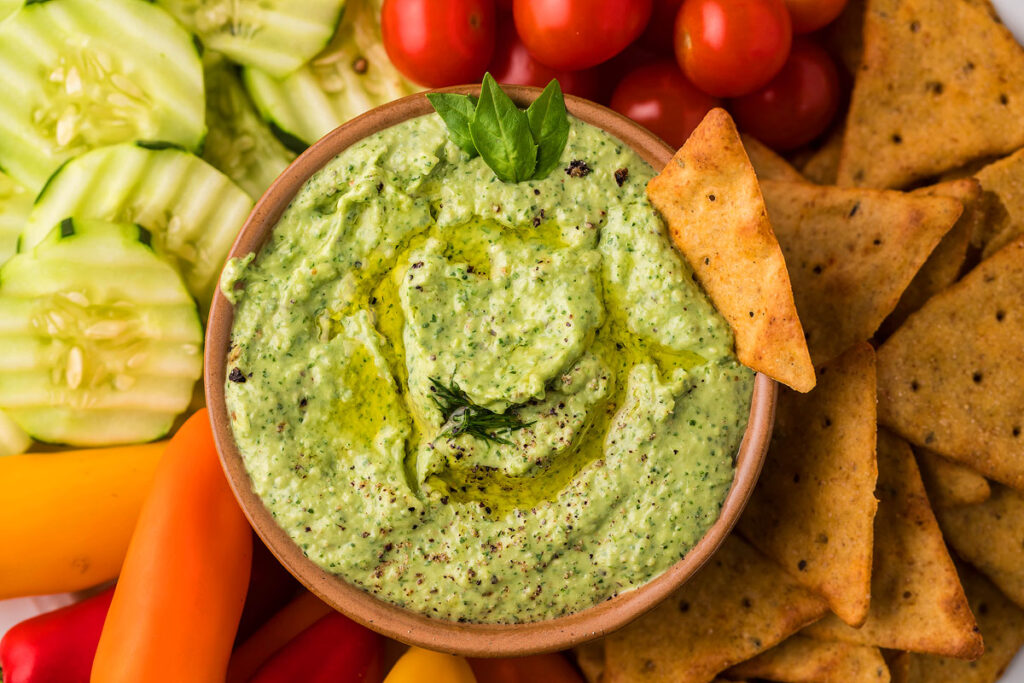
[222,113,754,623]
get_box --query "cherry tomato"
[674,0,792,98]
[468,653,584,683]
[513,0,654,71]
[610,60,721,148]
[729,38,840,150]
[488,18,602,100]
[381,0,496,88]
[642,0,685,55]
[594,43,660,103]
[784,0,849,33]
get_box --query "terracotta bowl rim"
[204,84,777,657]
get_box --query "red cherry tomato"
[729,38,840,150]
[594,43,661,103]
[381,0,496,88]
[642,0,685,55]
[610,60,721,148]
[674,0,792,98]
[513,0,654,71]
[784,0,849,33]
[488,18,602,100]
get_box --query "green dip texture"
[223,113,754,623]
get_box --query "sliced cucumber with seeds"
[244,0,416,147]
[0,0,22,25]
[0,409,31,456]
[0,171,31,266]
[0,218,203,446]
[0,0,205,191]
[21,143,253,309]
[202,54,295,198]
[159,0,347,78]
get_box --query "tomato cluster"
[381,0,848,151]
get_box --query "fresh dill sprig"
[428,377,531,445]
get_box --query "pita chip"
[903,566,1024,682]
[647,109,815,392]
[974,147,1024,258]
[803,431,982,659]
[877,237,1024,489]
[724,635,890,683]
[800,124,845,186]
[741,134,806,183]
[759,180,962,365]
[575,640,606,683]
[837,0,1024,189]
[880,178,983,335]
[604,534,828,683]
[937,484,1024,611]
[916,448,991,509]
[738,342,877,626]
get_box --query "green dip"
[223,113,753,623]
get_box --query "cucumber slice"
[0,218,203,446]
[244,0,417,147]
[0,0,205,191]
[21,143,254,308]
[0,171,31,266]
[159,0,347,78]
[0,409,30,456]
[202,54,295,198]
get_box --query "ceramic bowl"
[205,85,777,657]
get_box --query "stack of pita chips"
[572,4,1024,673]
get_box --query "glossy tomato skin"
[729,38,840,150]
[674,0,792,98]
[488,18,602,100]
[610,60,721,148]
[381,0,496,88]
[513,0,654,71]
[784,0,849,33]
[642,0,686,55]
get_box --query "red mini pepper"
[248,611,383,683]
[0,588,114,683]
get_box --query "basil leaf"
[426,93,479,157]
[526,79,570,180]
[470,74,537,183]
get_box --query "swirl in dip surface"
[222,113,753,623]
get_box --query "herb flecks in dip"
[223,114,753,623]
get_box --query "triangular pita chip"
[974,147,1024,258]
[803,431,982,659]
[603,534,828,683]
[647,108,815,392]
[737,342,877,626]
[800,124,844,186]
[936,484,1024,611]
[837,0,1024,189]
[877,237,1024,489]
[724,635,890,683]
[741,134,806,183]
[881,178,982,335]
[903,565,1024,682]
[574,640,606,683]
[759,180,962,365]
[916,447,990,509]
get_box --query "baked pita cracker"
[741,134,806,183]
[759,180,962,365]
[575,640,606,683]
[937,484,1024,610]
[603,534,828,683]
[800,124,844,186]
[877,237,1024,489]
[737,342,877,626]
[724,635,890,683]
[881,178,983,334]
[837,0,1024,189]
[903,566,1024,682]
[647,109,815,392]
[803,431,982,659]
[916,448,990,509]
[974,147,1024,258]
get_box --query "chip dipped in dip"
[222,112,754,624]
